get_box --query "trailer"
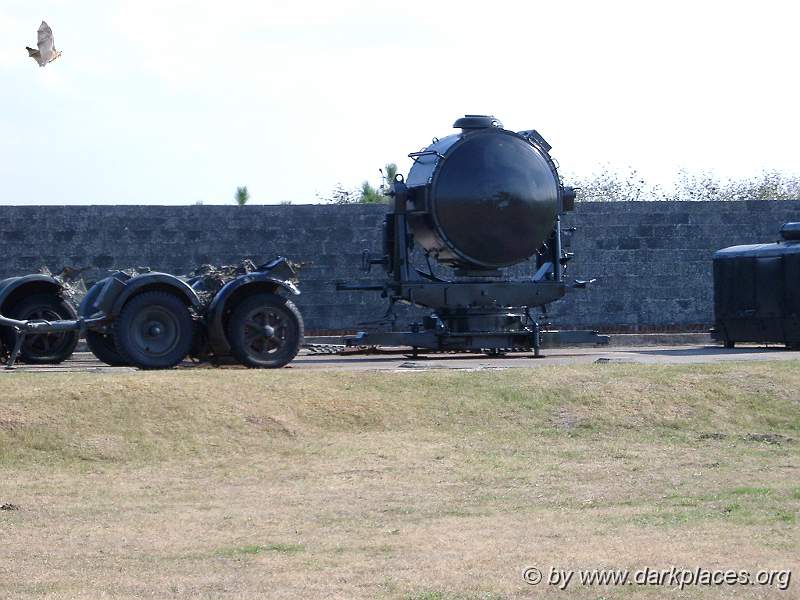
[0,257,304,370]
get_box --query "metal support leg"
[5,328,25,370]
[532,321,542,358]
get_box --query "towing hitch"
[0,314,106,369]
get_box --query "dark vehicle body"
[713,223,800,348]
[0,257,303,369]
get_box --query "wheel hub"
[22,307,69,356]
[227,295,302,368]
[130,308,179,357]
[243,309,286,356]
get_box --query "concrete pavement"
[3,344,799,374]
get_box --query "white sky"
[1,0,798,205]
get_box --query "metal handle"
[407,150,444,164]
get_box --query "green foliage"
[359,181,384,204]
[570,167,651,202]
[320,163,800,204]
[234,186,250,206]
[570,167,800,202]
[380,163,399,193]
[319,163,400,204]
[669,169,800,201]
[317,183,361,204]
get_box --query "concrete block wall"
[1,201,799,332]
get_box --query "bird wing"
[37,21,55,56]
[26,46,44,66]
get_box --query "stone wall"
[1,201,799,332]
[553,201,800,331]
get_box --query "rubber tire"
[8,294,79,364]
[724,341,735,349]
[86,330,129,366]
[226,293,303,368]
[113,291,194,370]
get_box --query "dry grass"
[0,362,798,599]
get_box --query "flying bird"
[26,21,61,67]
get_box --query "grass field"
[0,362,798,599]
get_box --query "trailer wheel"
[114,291,194,369]
[8,294,79,364]
[226,293,303,368]
[86,331,129,366]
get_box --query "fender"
[205,273,300,356]
[0,274,64,313]
[89,272,202,318]
[78,277,110,318]
[0,274,69,351]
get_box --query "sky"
[1,0,799,205]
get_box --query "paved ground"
[3,344,800,373]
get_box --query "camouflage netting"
[39,266,89,307]
[34,258,302,314]
[186,259,259,305]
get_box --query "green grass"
[405,593,507,600]
[1,361,798,468]
[0,361,798,599]
[730,486,772,496]
[628,485,800,528]
[217,543,305,557]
